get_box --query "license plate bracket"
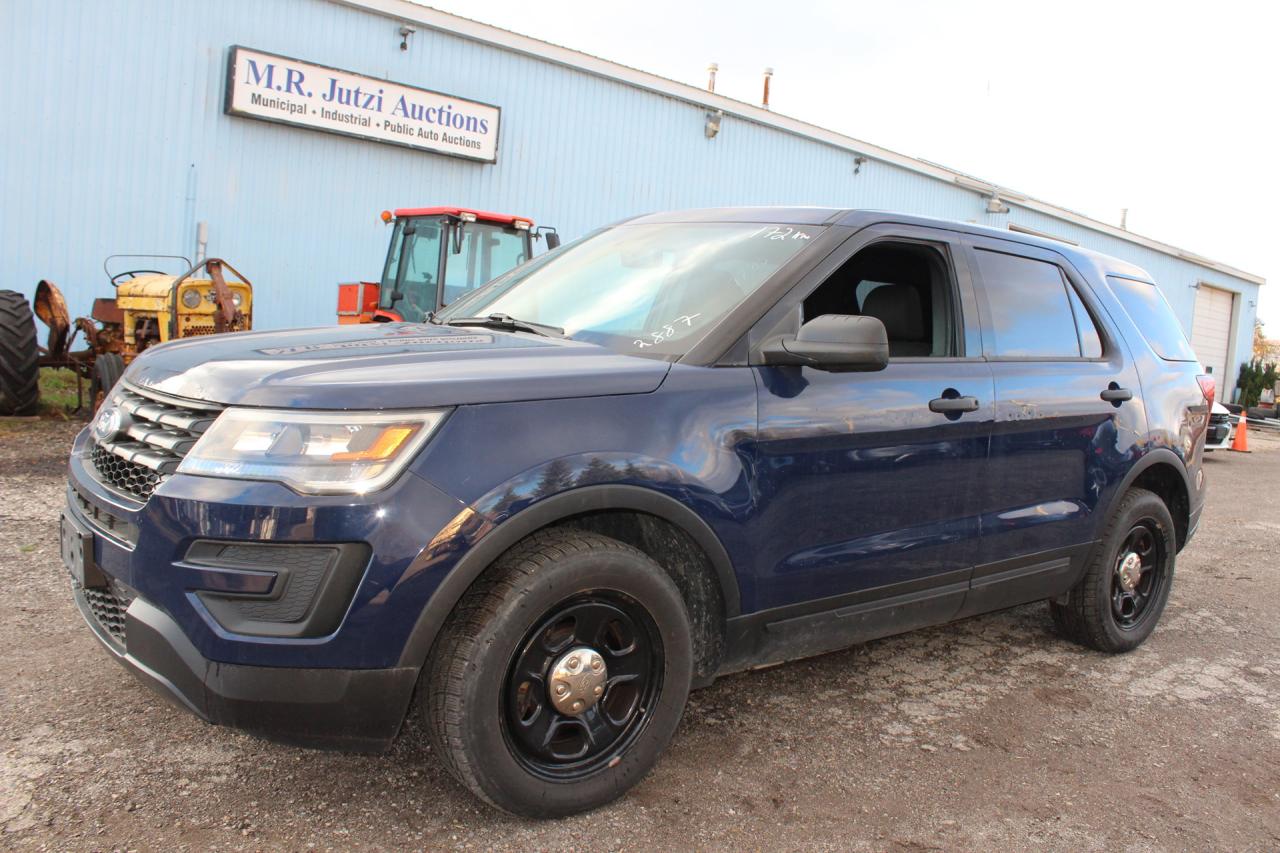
[60,510,106,589]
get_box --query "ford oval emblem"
[93,406,123,442]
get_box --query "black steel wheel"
[1050,487,1176,652]
[424,529,692,817]
[1110,522,1167,630]
[503,593,663,779]
[0,290,39,416]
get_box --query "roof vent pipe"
[762,67,773,109]
[1120,208,1129,230]
[707,62,718,93]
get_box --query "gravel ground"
[2,416,1279,852]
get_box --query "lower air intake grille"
[81,581,134,647]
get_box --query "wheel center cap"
[1117,552,1143,591]
[548,646,607,716]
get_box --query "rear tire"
[1050,487,1175,653]
[424,528,692,817]
[90,353,125,412]
[0,290,39,416]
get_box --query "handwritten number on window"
[634,313,702,349]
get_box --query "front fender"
[395,468,742,670]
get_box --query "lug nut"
[572,700,584,712]
[591,658,603,671]
[594,685,603,696]
[567,657,580,669]
[555,683,568,695]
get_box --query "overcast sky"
[421,0,1278,335]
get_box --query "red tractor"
[338,207,558,324]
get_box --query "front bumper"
[1204,415,1234,450]
[64,422,477,750]
[72,579,418,751]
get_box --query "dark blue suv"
[62,208,1213,816]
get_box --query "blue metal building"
[1,0,1264,388]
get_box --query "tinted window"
[1107,276,1198,361]
[1067,284,1103,358]
[975,249,1080,358]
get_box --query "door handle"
[928,395,980,414]
[1100,386,1133,403]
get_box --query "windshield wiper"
[443,313,564,337]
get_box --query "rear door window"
[1066,284,1103,358]
[1107,276,1198,361]
[974,249,1082,358]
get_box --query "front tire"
[1050,487,1176,652]
[424,529,693,817]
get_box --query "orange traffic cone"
[1231,413,1250,452]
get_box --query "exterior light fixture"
[705,110,722,139]
[986,195,1010,214]
[399,26,415,51]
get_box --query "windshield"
[380,218,444,322]
[435,222,823,358]
[381,218,531,321]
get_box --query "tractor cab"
[338,207,558,324]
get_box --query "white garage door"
[1191,285,1235,382]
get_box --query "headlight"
[177,408,448,494]
[231,291,244,308]
[181,288,202,309]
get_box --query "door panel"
[964,237,1147,613]
[752,361,995,610]
[744,224,993,618]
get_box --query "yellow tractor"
[0,256,252,414]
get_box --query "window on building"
[1107,275,1198,362]
[975,249,1087,358]
[802,241,959,357]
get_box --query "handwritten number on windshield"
[753,226,811,241]
[634,314,702,349]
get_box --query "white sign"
[224,46,500,163]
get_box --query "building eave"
[332,0,1265,287]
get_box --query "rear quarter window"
[1106,276,1198,361]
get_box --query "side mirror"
[544,230,561,251]
[761,314,889,372]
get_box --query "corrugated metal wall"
[0,0,1261,385]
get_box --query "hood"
[125,323,671,409]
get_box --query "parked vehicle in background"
[62,208,1212,817]
[1205,402,1236,451]
[337,207,558,324]
[0,257,252,414]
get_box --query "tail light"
[1196,374,1215,406]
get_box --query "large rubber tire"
[90,353,125,411]
[0,290,40,416]
[424,529,693,817]
[1050,488,1176,653]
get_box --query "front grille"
[81,580,135,647]
[90,385,222,501]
